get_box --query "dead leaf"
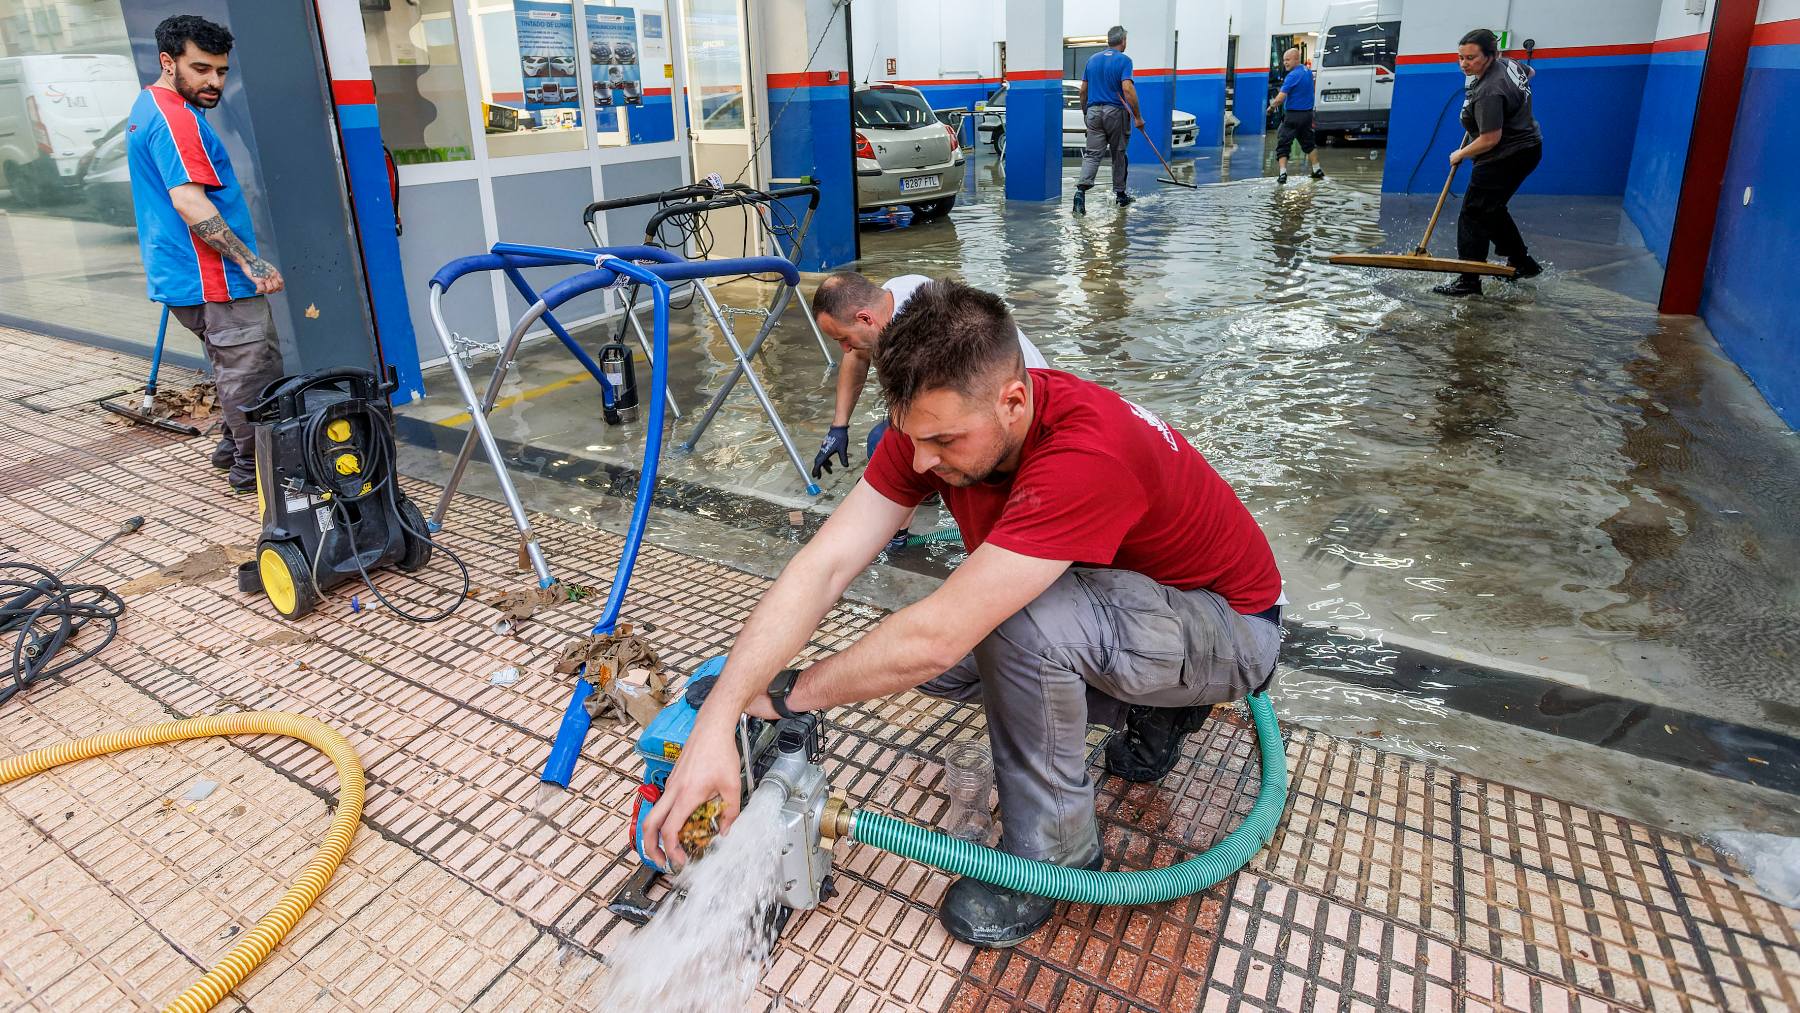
[304,304,320,319]
[1664,724,1677,734]
[1746,756,1768,765]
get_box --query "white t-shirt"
[883,274,1049,369]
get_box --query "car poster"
[514,0,581,122]
[586,5,643,109]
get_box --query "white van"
[0,54,139,204]
[1313,0,1401,137]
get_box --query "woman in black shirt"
[1436,28,1546,296]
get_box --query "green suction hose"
[827,693,1286,905]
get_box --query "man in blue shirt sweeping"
[1267,47,1324,183]
[1074,26,1145,215]
[127,14,284,493]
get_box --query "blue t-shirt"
[126,86,260,306]
[1281,65,1315,111]
[1083,49,1133,108]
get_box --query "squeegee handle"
[1417,134,1470,255]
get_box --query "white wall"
[1393,0,1662,56]
[1653,0,1714,40]
[1758,0,1800,24]
[850,0,1004,83]
[1269,0,1332,34]
[1066,2,1124,37]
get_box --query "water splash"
[595,791,786,1011]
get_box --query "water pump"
[610,658,836,925]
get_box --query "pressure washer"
[235,367,467,622]
[612,656,1289,928]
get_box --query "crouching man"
[641,279,1283,948]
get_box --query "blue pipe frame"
[429,242,801,789]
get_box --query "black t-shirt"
[1460,56,1541,163]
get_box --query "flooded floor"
[397,137,1800,752]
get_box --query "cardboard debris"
[554,623,671,727]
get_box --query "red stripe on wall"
[1237,65,1269,73]
[882,77,1002,88]
[1651,32,1711,53]
[1752,18,1800,46]
[644,87,672,96]
[1176,67,1227,76]
[766,71,839,89]
[331,79,376,105]
[188,232,230,303]
[1398,41,1653,66]
[1005,69,1063,81]
[1135,66,1174,75]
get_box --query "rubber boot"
[1105,704,1213,782]
[939,853,1103,948]
[1508,254,1542,280]
[210,433,235,470]
[1072,188,1087,216]
[1432,273,1482,297]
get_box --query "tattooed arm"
[168,182,285,295]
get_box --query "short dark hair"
[156,15,234,60]
[1107,26,1127,47]
[875,279,1024,416]
[811,271,885,322]
[1459,28,1498,58]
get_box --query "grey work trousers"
[170,296,283,464]
[918,568,1282,865]
[1078,104,1131,194]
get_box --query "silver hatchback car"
[853,84,963,217]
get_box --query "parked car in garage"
[976,81,1198,159]
[853,83,963,218]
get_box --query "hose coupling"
[821,795,852,842]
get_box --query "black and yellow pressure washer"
[236,368,466,622]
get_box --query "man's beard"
[175,69,221,108]
[941,430,1021,487]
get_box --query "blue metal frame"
[424,241,802,789]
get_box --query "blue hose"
[846,693,1286,903]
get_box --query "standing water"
[595,790,787,1011]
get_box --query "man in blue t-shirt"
[1074,26,1145,215]
[1266,47,1324,183]
[127,15,284,493]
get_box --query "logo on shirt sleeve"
[1123,399,1179,453]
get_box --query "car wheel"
[994,130,1005,159]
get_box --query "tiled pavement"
[0,324,1795,1012]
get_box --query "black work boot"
[1105,704,1213,782]
[210,434,235,470]
[1072,187,1087,215]
[1115,191,1134,207]
[1432,273,1482,297]
[1310,166,1325,180]
[227,463,256,495]
[939,853,1102,948]
[1508,254,1543,280]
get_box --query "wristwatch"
[767,667,803,719]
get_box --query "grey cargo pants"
[919,567,1281,865]
[1077,103,1131,194]
[170,296,283,466]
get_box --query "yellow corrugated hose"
[0,711,364,1013]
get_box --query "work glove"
[811,425,850,479]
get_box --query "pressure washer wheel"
[396,499,432,573]
[256,540,319,621]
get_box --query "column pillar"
[1174,0,1229,148]
[1003,0,1063,201]
[762,0,855,269]
[1119,0,1176,171]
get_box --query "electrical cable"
[299,403,470,623]
[0,561,125,706]
[733,0,849,184]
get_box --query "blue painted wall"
[1125,72,1175,171]
[1383,56,1650,195]
[1175,72,1226,147]
[1623,48,1705,263]
[335,100,422,403]
[1002,76,1061,201]
[907,81,1001,115]
[628,91,676,144]
[1700,36,1800,427]
[766,83,855,269]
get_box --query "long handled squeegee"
[1326,135,1516,277]
[97,305,205,436]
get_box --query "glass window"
[362,0,475,164]
[1320,21,1399,70]
[1062,84,1081,110]
[853,86,933,129]
[0,0,173,357]
[587,0,675,147]
[468,0,586,157]
[683,0,746,130]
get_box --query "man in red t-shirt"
[641,279,1283,948]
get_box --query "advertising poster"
[586,5,643,109]
[514,0,581,123]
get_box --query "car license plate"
[900,174,940,194]
[1322,89,1358,102]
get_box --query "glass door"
[678,0,761,257]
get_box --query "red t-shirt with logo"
[863,369,1281,614]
